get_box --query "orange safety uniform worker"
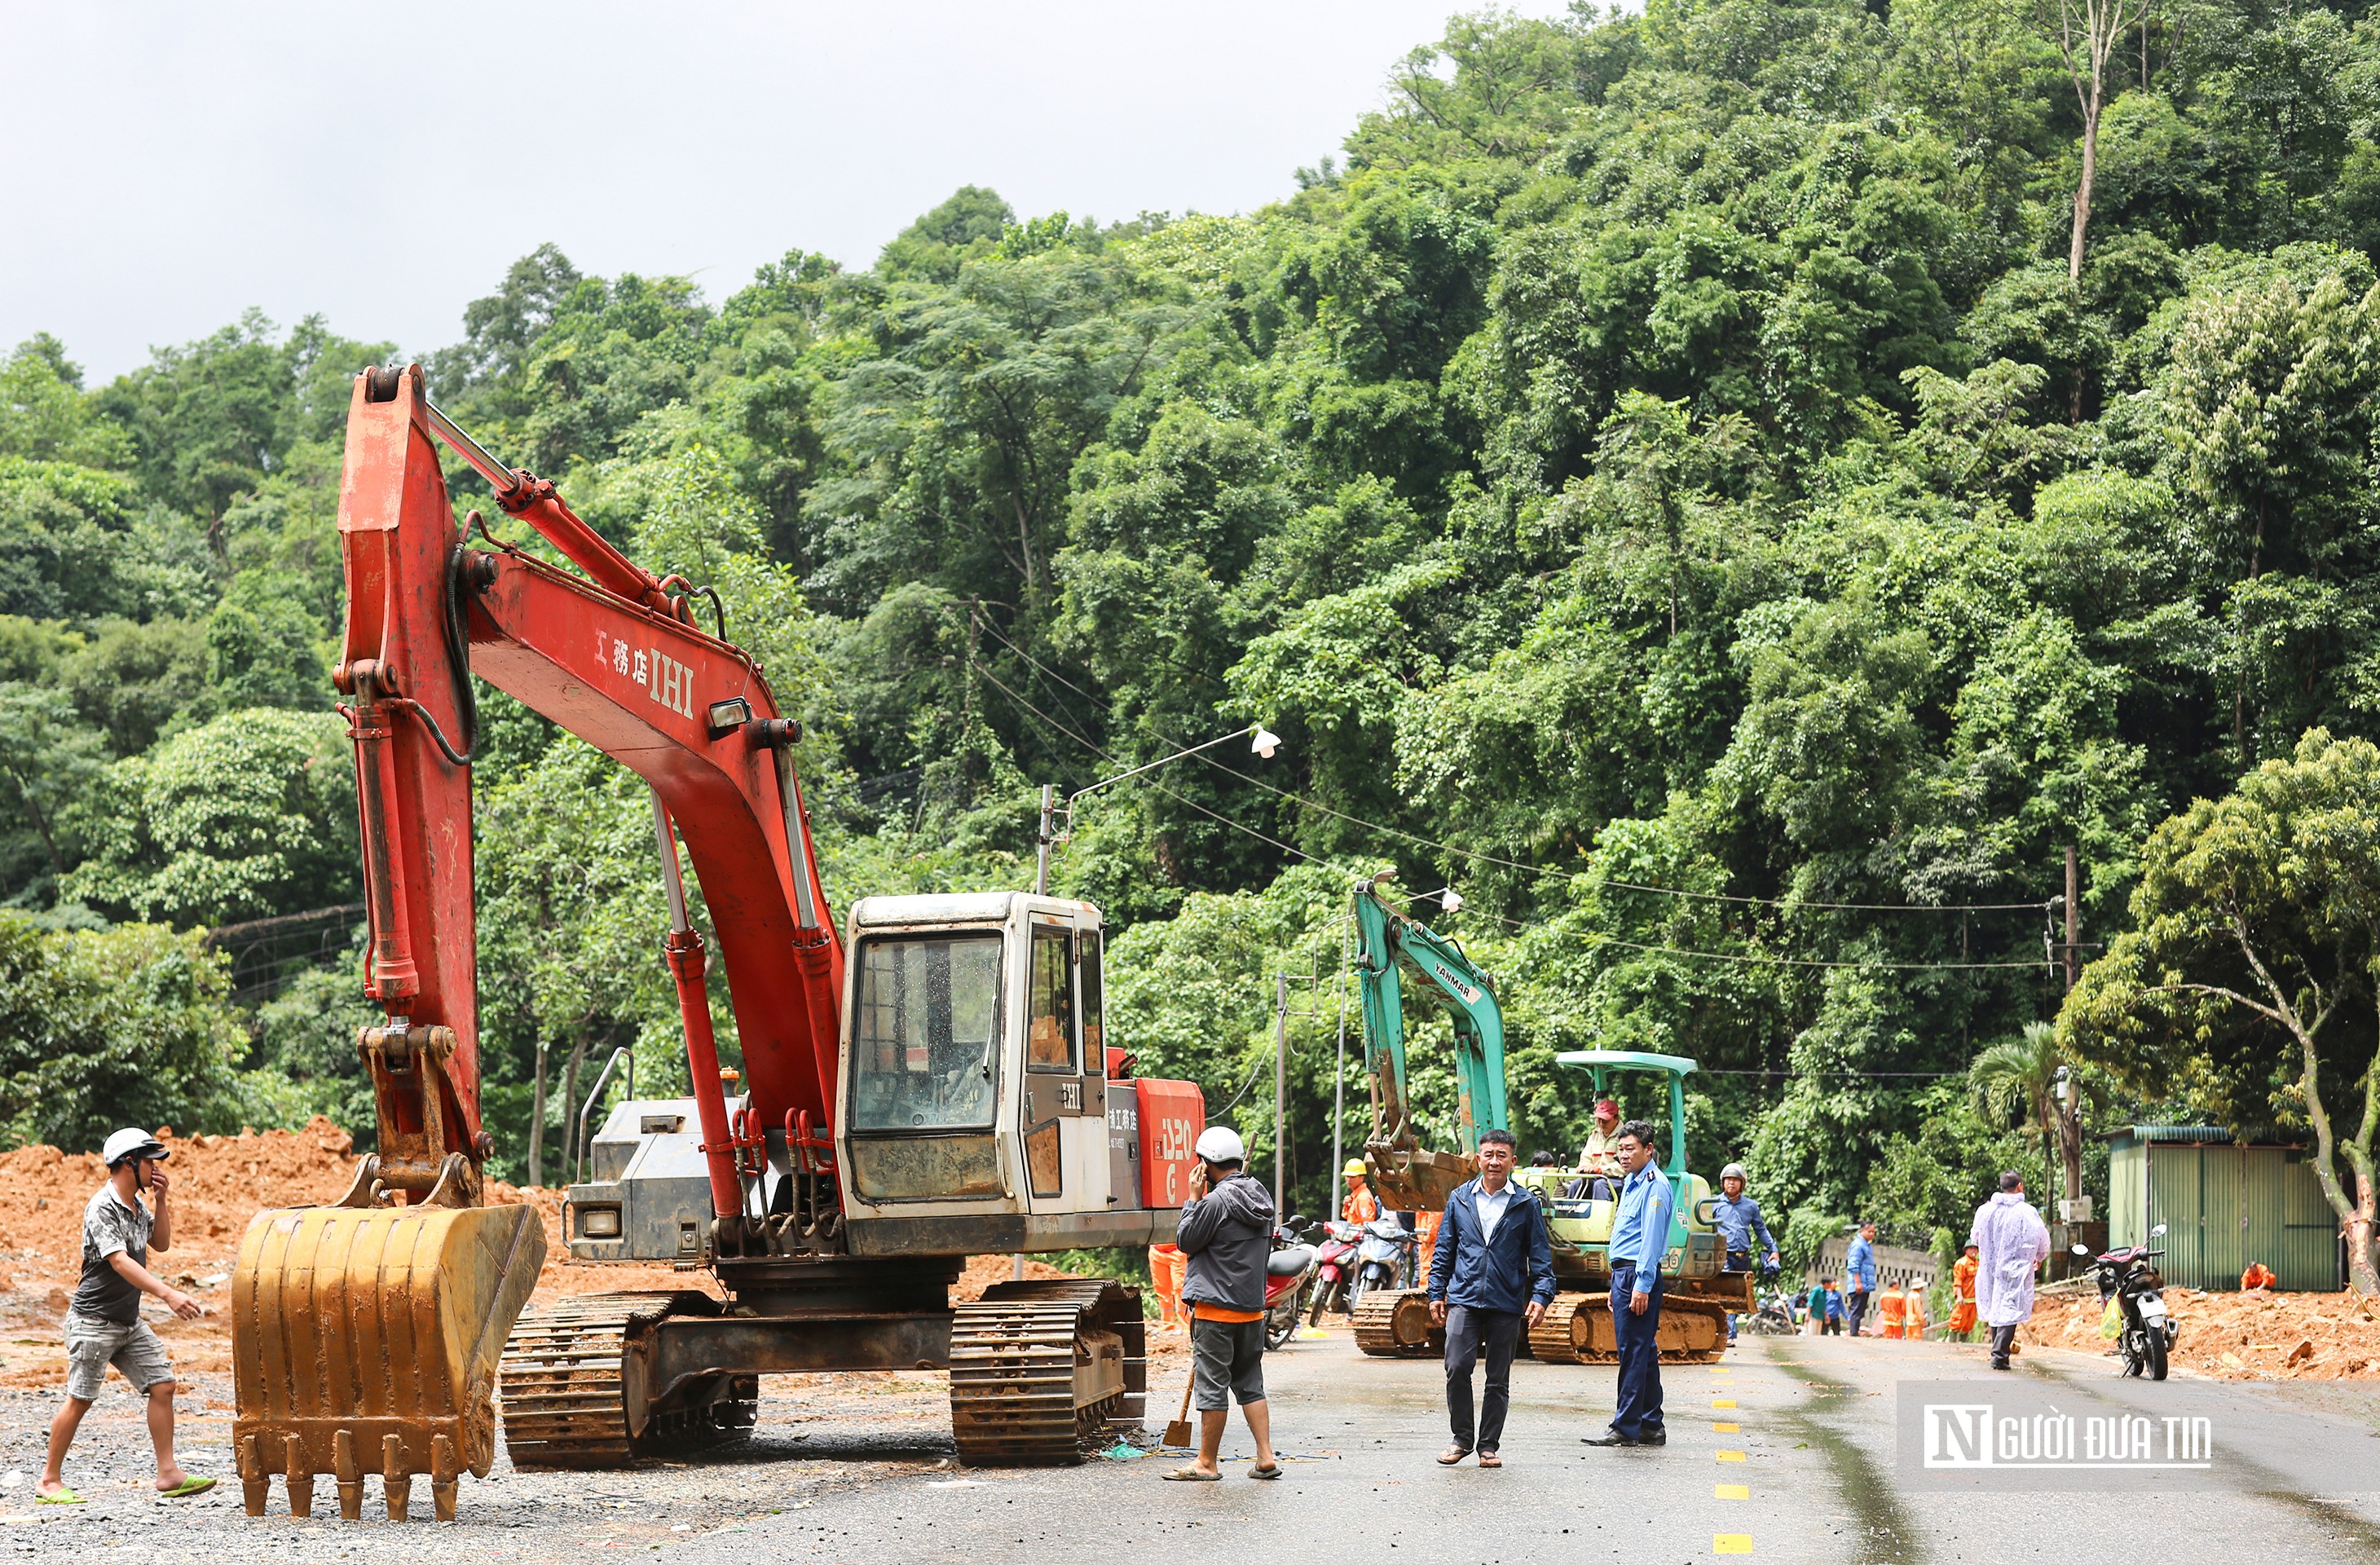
[1148,1244,1188,1326]
[1877,1284,1907,1338]
[1342,1161,1381,1226]
[1948,1244,1979,1338]
[2241,1262,2276,1290]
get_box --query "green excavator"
[1344,880,1750,1362]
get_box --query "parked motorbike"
[1350,1216,1419,1309]
[1264,1216,1320,1349]
[2072,1222,2177,1381]
[1307,1220,1364,1325]
[1743,1281,1799,1336]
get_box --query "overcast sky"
[0,1,1569,383]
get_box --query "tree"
[2046,0,2153,281]
[0,683,105,890]
[1968,1021,2100,1218]
[0,915,247,1150]
[0,335,133,469]
[62,708,357,927]
[2065,730,2380,1294]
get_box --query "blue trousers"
[1610,1265,1665,1438]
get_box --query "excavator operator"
[1569,1099,1624,1199]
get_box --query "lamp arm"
[1064,728,1250,805]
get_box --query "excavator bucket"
[230,1199,545,1521]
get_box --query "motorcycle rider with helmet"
[1710,1162,1780,1345]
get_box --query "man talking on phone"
[38,1129,212,1505]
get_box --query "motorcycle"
[1743,1279,1799,1336]
[1350,1216,1418,1309]
[1307,1220,1364,1325]
[1263,1216,1320,1349]
[2071,1222,2178,1381]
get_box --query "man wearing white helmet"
[38,1129,211,1505]
[1164,1125,1280,1482]
[1710,1162,1778,1347]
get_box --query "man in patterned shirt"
[37,1130,211,1505]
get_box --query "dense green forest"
[6,0,2379,1282]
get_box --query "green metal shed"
[2105,1126,2344,1292]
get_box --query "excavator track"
[1350,1288,1441,1357]
[499,1293,756,1468]
[1525,1289,1732,1364]
[950,1279,1143,1466]
[1526,1292,1602,1363]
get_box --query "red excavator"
[227,364,1204,1521]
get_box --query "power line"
[1695,1068,1968,1078]
[973,656,2044,976]
[967,659,1338,873]
[1548,932,2039,972]
[965,612,2052,917]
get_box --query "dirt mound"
[2021,1285,2380,1378]
[0,1118,359,1283]
[0,1118,1098,1329]
[955,1253,1078,1302]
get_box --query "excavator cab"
[568,893,1188,1262]
[840,893,1141,1236]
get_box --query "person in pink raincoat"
[1968,1171,2052,1370]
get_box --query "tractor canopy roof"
[1554,1050,1697,1078]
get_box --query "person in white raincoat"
[1968,1171,2052,1369]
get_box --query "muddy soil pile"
[0,1121,1114,1385]
[2021,1283,2380,1378]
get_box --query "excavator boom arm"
[1351,884,1508,1210]
[336,363,844,1203]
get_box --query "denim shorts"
[64,1311,174,1400]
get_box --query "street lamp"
[1033,725,1285,894]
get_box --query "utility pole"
[1275,972,1289,1217]
[2064,845,2080,993]
[1033,784,1056,896]
[1330,923,1350,1218]
[2057,844,2091,1237]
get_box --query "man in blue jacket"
[1427,1129,1554,1468]
[1845,1221,1879,1338]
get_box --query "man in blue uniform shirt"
[1584,1120,1671,1448]
[1711,1162,1778,1344]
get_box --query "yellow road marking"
[1715,1534,1753,1554]
[1714,1483,1749,1500]
[1715,1422,1739,1432]
[1716,1450,1746,1462]
[1713,1398,1736,1407]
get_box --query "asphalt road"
[3,1318,2375,1562]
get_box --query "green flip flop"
[36,1489,83,1505]
[159,1476,217,1499]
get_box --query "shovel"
[1163,1372,1196,1448]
